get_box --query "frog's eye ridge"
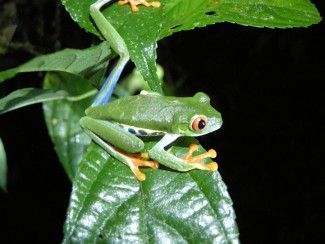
[192,116,207,131]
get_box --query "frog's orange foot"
[182,143,218,171]
[129,157,158,181]
[115,148,158,181]
[118,0,161,12]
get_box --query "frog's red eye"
[191,116,207,131]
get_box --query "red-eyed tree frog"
[80,0,223,181]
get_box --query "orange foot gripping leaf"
[118,0,161,12]
[182,144,218,171]
[115,148,159,181]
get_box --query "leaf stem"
[66,89,97,102]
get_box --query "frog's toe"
[133,158,159,170]
[130,158,159,181]
[182,143,218,171]
[147,1,161,8]
[130,166,146,181]
[118,0,139,12]
[114,147,159,180]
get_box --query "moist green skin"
[85,91,222,136]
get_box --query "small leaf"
[63,138,239,243]
[0,88,67,115]
[43,72,93,181]
[0,42,111,84]
[0,137,7,191]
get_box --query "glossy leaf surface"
[64,138,239,243]
[43,72,93,181]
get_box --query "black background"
[1,0,324,243]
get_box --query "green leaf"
[43,72,93,181]
[61,0,163,94]
[62,0,322,39]
[0,137,7,191]
[61,0,321,93]
[0,88,68,115]
[63,138,239,243]
[160,0,322,38]
[0,42,111,84]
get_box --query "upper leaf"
[160,0,322,38]
[62,0,321,38]
[61,0,321,93]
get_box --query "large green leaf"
[63,138,239,243]
[61,0,321,93]
[43,72,93,181]
[0,137,7,191]
[0,42,110,84]
[65,0,321,35]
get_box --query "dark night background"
[0,0,324,243]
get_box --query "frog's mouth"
[200,116,223,136]
[214,117,223,130]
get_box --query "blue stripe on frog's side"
[114,122,166,136]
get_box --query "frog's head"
[171,92,223,137]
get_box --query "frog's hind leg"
[83,127,158,181]
[118,0,161,12]
[114,147,159,181]
[90,0,130,106]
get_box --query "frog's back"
[86,93,174,131]
[85,91,221,133]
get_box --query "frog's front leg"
[181,144,218,171]
[118,0,161,12]
[148,134,218,172]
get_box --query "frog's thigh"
[80,117,144,153]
